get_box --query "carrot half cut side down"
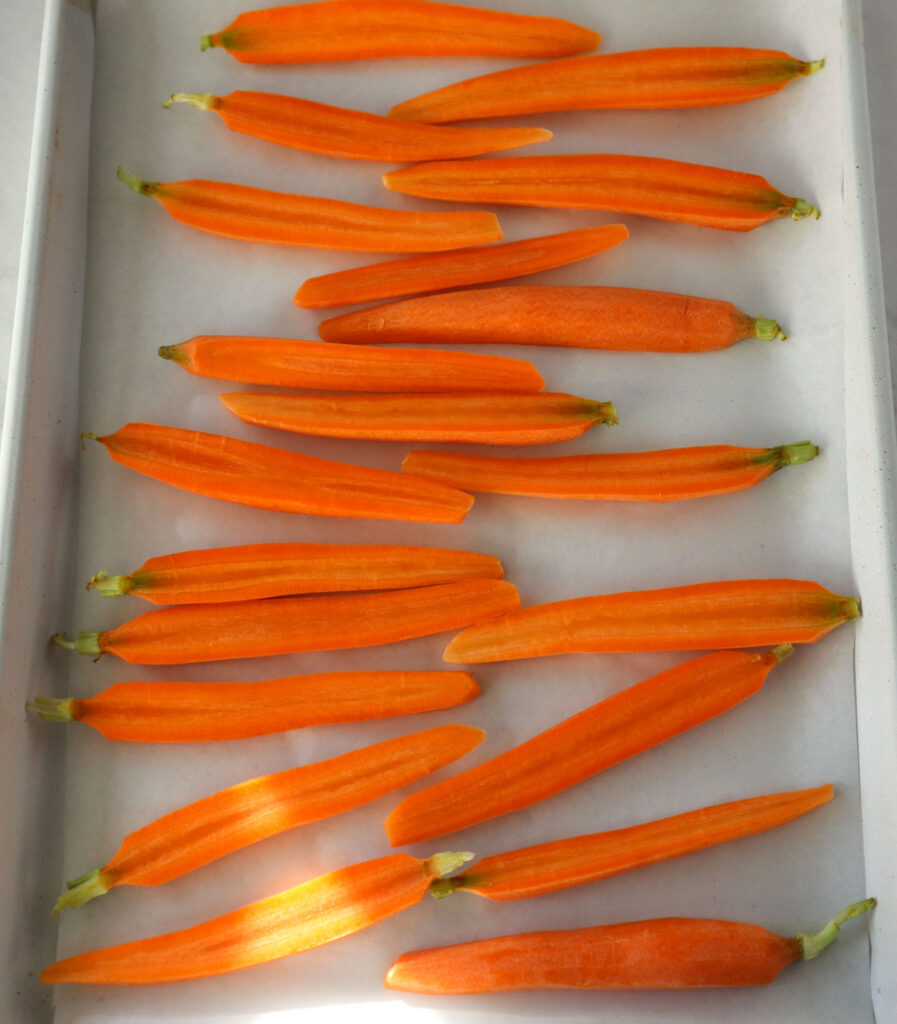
[41,851,474,985]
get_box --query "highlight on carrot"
[27,669,480,743]
[163,91,551,162]
[295,225,629,309]
[390,47,825,123]
[117,167,502,253]
[41,850,474,985]
[443,578,859,664]
[53,578,520,665]
[384,646,793,846]
[200,1,600,64]
[384,898,876,993]
[51,724,484,914]
[382,154,819,231]
[220,392,618,445]
[82,422,474,523]
[316,285,785,350]
[401,442,818,501]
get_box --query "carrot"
[200,2,600,63]
[51,724,484,913]
[117,168,501,253]
[443,578,859,664]
[401,442,818,501]
[53,578,520,665]
[220,392,618,445]
[163,91,551,162]
[158,335,545,393]
[382,154,819,231]
[295,225,629,309]
[41,850,473,985]
[384,646,792,846]
[316,285,784,350]
[389,47,824,123]
[384,899,876,992]
[27,669,480,743]
[85,542,503,604]
[83,423,474,523]
[429,784,833,902]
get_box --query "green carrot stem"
[86,571,132,598]
[163,92,218,111]
[53,632,102,656]
[53,869,113,917]
[753,317,787,341]
[796,897,876,960]
[26,696,77,722]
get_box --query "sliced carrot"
[383,154,819,231]
[431,784,833,901]
[117,168,502,253]
[384,647,792,845]
[54,578,520,665]
[83,423,473,523]
[443,579,859,664]
[163,91,551,162]
[27,669,480,743]
[390,47,824,123]
[41,850,473,985]
[295,225,629,309]
[316,285,784,350]
[52,724,484,913]
[221,392,618,445]
[201,2,600,63]
[159,335,546,393]
[401,442,818,500]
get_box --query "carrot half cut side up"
[385,646,793,846]
[385,899,876,993]
[51,724,484,913]
[117,168,502,253]
[41,850,474,985]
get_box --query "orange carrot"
[54,578,520,665]
[201,2,600,63]
[316,285,784,350]
[382,155,819,231]
[85,542,503,604]
[443,579,859,664]
[51,724,484,913]
[163,91,551,162]
[390,47,824,123]
[385,899,876,993]
[27,669,480,743]
[221,392,618,445]
[117,168,501,253]
[158,335,545,393]
[384,647,792,845]
[430,784,833,902]
[295,225,629,308]
[401,442,818,501]
[41,850,473,985]
[83,423,473,523]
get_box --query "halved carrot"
[385,899,876,993]
[200,2,600,63]
[117,168,502,253]
[317,285,784,350]
[443,579,859,664]
[83,423,473,523]
[389,47,824,123]
[401,442,818,500]
[27,669,480,743]
[383,155,819,231]
[41,850,473,985]
[430,784,833,901]
[52,724,484,913]
[54,578,520,665]
[163,91,551,162]
[295,225,629,309]
[384,647,792,845]
[221,392,618,445]
[159,336,545,393]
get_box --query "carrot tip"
[53,869,111,916]
[771,643,794,664]
[26,696,76,723]
[427,851,475,878]
[805,58,826,76]
[779,441,819,467]
[117,167,157,198]
[199,34,214,52]
[791,199,820,221]
[53,632,102,656]
[87,571,131,598]
[753,317,786,342]
[163,92,216,112]
[796,897,875,960]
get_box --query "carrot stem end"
[797,897,876,960]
